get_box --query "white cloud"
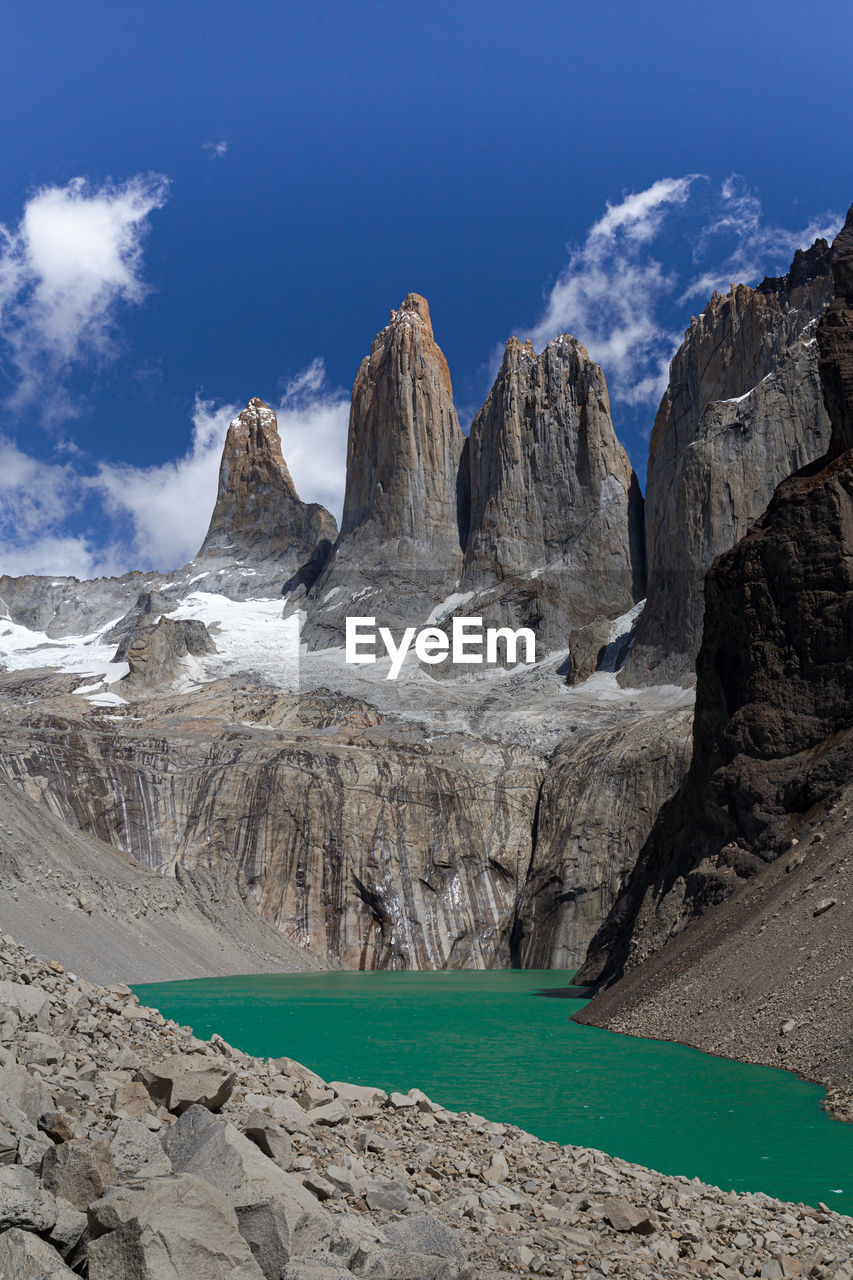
[524,176,840,410]
[274,359,349,520]
[93,397,236,572]
[203,140,229,158]
[525,177,699,408]
[682,174,839,301]
[0,435,119,579]
[0,174,168,413]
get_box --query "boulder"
[0,1228,76,1278]
[86,1172,265,1280]
[40,1138,117,1211]
[0,1065,52,1126]
[328,1082,388,1107]
[138,1053,236,1114]
[603,1196,656,1234]
[0,1165,57,1233]
[308,1100,350,1127]
[0,981,49,1019]
[109,1117,172,1182]
[163,1106,334,1278]
[241,1113,293,1170]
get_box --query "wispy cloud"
[93,397,237,572]
[274,359,349,520]
[203,140,229,158]
[0,435,120,578]
[0,174,168,417]
[682,175,839,301]
[524,175,840,409]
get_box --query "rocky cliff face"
[0,676,545,970]
[301,296,466,645]
[516,707,692,969]
[578,211,853,993]
[196,397,338,595]
[0,660,692,973]
[455,335,645,653]
[622,238,835,687]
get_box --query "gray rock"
[365,1179,410,1213]
[118,616,217,691]
[40,1138,117,1211]
[460,334,645,655]
[0,1165,57,1233]
[519,707,693,968]
[603,1196,657,1234]
[0,1228,76,1278]
[328,1081,388,1107]
[47,1196,88,1258]
[301,294,466,647]
[566,616,613,685]
[111,1081,151,1119]
[0,980,48,1019]
[623,238,834,687]
[138,1052,236,1114]
[383,1212,465,1263]
[0,1125,17,1165]
[241,1113,293,1170]
[308,1100,350,1127]
[164,1107,334,1278]
[86,1172,265,1279]
[0,1067,52,1128]
[109,1117,172,1181]
[280,1261,352,1280]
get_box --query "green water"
[134,969,853,1215]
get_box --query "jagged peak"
[223,398,290,474]
[500,331,593,370]
[388,292,433,334]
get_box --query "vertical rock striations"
[622,238,835,687]
[517,707,693,970]
[196,397,338,593]
[300,295,466,645]
[455,335,645,653]
[577,209,853,993]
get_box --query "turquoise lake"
[133,968,853,1216]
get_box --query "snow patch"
[425,591,476,626]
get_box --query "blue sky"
[1,0,852,578]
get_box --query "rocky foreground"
[0,936,851,1279]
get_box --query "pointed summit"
[300,294,466,645]
[339,292,463,548]
[196,397,337,584]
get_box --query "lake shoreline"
[2,932,853,1279]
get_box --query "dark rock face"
[818,207,853,456]
[517,707,693,970]
[409,333,646,669]
[301,295,466,645]
[622,238,835,688]
[578,215,853,992]
[458,336,644,651]
[197,398,337,589]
